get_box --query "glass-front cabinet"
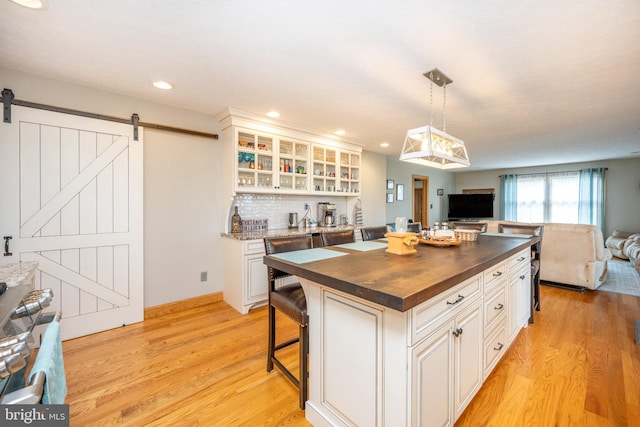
[235,130,310,194]
[278,139,309,192]
[312,145,337,193]
[236,131,275,191]
[339,150,360,194]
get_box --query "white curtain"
[516,174,545,223]
[548,171,579,223]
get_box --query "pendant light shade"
[400,69,470,169]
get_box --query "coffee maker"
[318,202,337,227]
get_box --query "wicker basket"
[454,229,481,241]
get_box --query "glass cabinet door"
[339,151,360,194]
[312,145,337,193]
[279,139,309,192]
[236,131,274,191]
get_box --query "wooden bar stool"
[360,226,388,241]
[320,229,355,246]
[263,235,313,409]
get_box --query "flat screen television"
[447,193,494,220]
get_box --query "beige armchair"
[486,221,612,290]
[623,234,640,275]
[605,230,638,260]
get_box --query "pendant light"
[399,68,470,169]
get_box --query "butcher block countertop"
[263,234,538,312]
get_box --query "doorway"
[412,175,429,226]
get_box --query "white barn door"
[0,106,143,340]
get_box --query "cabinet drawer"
[484,324,507,378]
[483,285,506,334]
[244,239,265,254]
[410,274,482,346]
[483,262,506,291]
[508,248,530,272]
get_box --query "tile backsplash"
[229,194,359,230]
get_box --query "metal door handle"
[3,236,12,256]
[492,271,503,277]
[446,295,465,305]
[494,303,504,310]
[494,343,504,351]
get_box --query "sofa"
[483,221,611,290]
[605,231,640,275]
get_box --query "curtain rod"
[498,167,608,177]
[1,88,218,141]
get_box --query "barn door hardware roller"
[0,88,218,141]
[2,89,14,123]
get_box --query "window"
[501,168,605,229]
[516,172,580,223]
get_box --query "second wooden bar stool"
[263,235,313,409]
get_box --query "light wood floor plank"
[63,284,640,426]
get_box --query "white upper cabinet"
[218,108,362,197]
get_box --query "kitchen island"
[263,234,538,426]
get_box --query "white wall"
[361,151,387,227]
[453,157,640,237]
[0,68,222,307]
[385,157,456,225]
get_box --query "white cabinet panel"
[454,303,483,418]
[412,320,454,427]
[323,291,382,427]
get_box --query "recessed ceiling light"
[10,0,45,9]
[380,143,390,148]
[152,81,173,90]
[267,111,280,118]
[335,130,346,136]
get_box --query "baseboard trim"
[145,292,223,319]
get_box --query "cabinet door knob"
[493,343,504,351]
[519,274,526,280]
[494,303,504,310]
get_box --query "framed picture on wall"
[396,184,404,201]
[386,193,394,203]
[387,179,395,190]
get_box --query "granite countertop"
[0,261,39,287]
[222,225,359,240]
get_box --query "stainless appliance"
[0,285,61,404]
[288,212,298,229]
[318,202,336,227]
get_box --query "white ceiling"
[1,0,639,170]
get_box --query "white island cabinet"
[266,241,537,427]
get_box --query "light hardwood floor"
[63,285,640,426]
